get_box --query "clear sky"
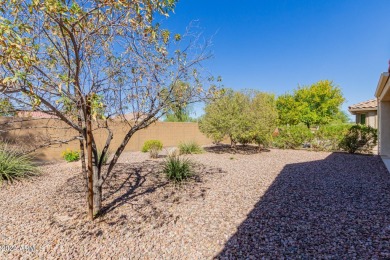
[163,0,390,117]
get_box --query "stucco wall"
[0,118,214,161]
[379,101,390,156]
[355,111,378,128]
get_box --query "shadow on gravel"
[216,153,390,259]
[56,158,224,226]
[204,144,270,155]
[98,161,168,217]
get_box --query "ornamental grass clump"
[163,154,193,184]
[178,141,203,154]
[0,143,39,184]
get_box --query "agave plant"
[0,143,39,184]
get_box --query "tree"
[331,110,351,124]
[199,89,248,147]
[0,98,15,116]
[0,0,219,220]
[249,92,278,149]
[163,81,197,122]
[276,80,345,128]
[199,89,278,149]
[164,109,197,122]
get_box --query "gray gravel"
[1,148,389,259]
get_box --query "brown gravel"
[1,148,390,259]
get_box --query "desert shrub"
[339,124,377,154]
[236,132,253,146]
[149,147,160,159]
[163,155,193,183]
[178,141,203,154]
[253,134,273,149]
[141,140,163,153]
[62,149,80,162]
[312,124,352,151]
[199,89,278,148]
[0,143,39,184]
[274,124,313,149]
[166,147,180,157]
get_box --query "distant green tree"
[276,80,345,128]
[164,105,197,122]
[164,112,196,122]
[0,98,15,116]
[249,92,279,149]
[331,110,351,124]
[199,89,248,146]
[163,81,197,122]
[199,89,278,149]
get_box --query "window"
[360,114,366,125]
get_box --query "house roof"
[375,72,390,98]
[375,72,390,101]
[16,111,58,118]
[348,99,377,113]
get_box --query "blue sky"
[163,0,390,117]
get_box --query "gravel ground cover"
[1,148,390,259]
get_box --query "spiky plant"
[162,155,193,183]
[0,143,39,184]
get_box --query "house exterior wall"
[378,101,390,157]
[354,111,378,128]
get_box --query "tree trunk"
[93,158,102,214]
[230,137,236,149]
[86,96,94,220]
[78,115,87,192]
[79,139,87,190]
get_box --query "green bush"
[274,124,313,149]
[178,141,204,154]
[253,134,273,149]
[312,124,352,151]
[163,155,193,183]
[339,124,377,154]
[0,144,39,184]
[236,133,253,146]
[62,149,80,162]
[141,140,163,153]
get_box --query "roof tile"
[348,99,377,111]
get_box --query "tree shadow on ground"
[216,153,390,259]
[98,160,225,228]
[204,144,270,155]
[56,159,225,231]
[98,160,168,217]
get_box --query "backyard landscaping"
[1,148,390,258]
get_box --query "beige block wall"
[0,118,214,161]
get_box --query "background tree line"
[199,80,353,149]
